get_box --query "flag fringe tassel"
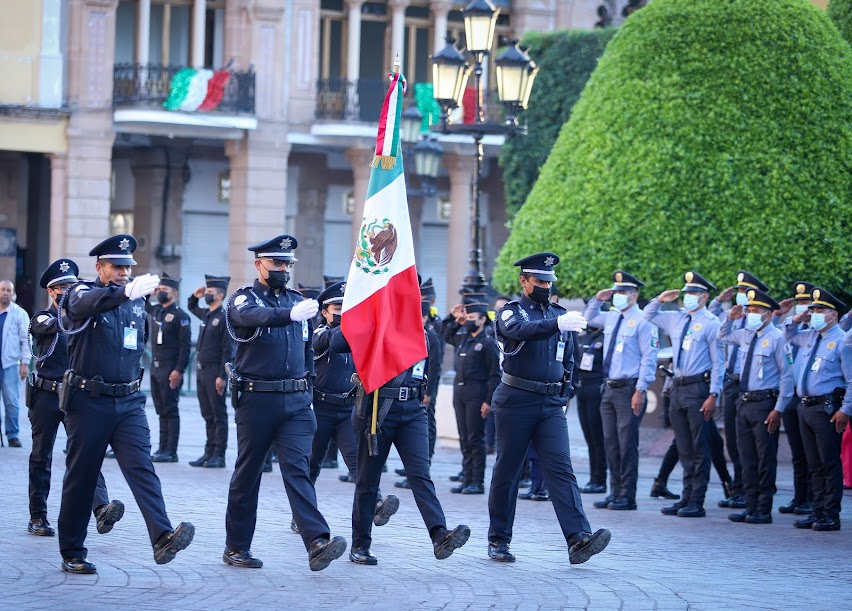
[370,155,397,170]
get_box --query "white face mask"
[683,293,701,311]
[794,304,808,315]
[735,292,749,307]
[746,312,765,331]
[810,312,828,331]
[612,293,630,310]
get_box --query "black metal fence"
[113,64,256,114]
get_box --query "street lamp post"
[431,0,538,295]
[400,103,444,197]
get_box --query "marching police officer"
[146,273,191,462]
[187,275,234,468]
[59,235,194,574]
[489,253,610,565]
[27,259,123,538]
[443,295,501,495]
[584,271,658,511]
[645,272,724,518]
[573,319,607,494]
[222,235,346,571]
[785,288,852,530]
[718,289,794,523]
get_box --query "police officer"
[306,281,398,530]
[786,288,852,531]
[187,275,234,468]
[718,289,794,523]
[489,253,610,565]
[645,272,724,518]
[27,259,123,538]
[709,271,771,508]
[584,271,658,511]
[443,295,501,495]
[222,235,346,571]
[146,273,191,462]
[59,235,194,574]
[573,318,607,494]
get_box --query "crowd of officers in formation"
[17,231,851,576]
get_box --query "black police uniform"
[421,277,443,459]
[146,276,191,459]
[187,275,234,466]
[58,235,191,568]
[573,326,607,489]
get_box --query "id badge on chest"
[615,341,624,354]
[811,357,821,373]
[124,326,138,350]
[412,359,426,380]
[681,332,692,352]
[156,322,163,345]
[580,352,594,371]
[555,340,566,363]
[302,321,309,342]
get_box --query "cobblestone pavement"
[2,387,851,610]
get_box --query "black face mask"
[157,291,170,304]
[331,314,342,328]
[421,302,431,317]
[528,285,550,304]
[204,293,217,305]
[464,320,480,333]
[265,269,290,290]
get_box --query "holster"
[351,373,366,419]
[25,372,36,408]
[58,370,74,413]
[225,362,240,409]
[365,429,379,456]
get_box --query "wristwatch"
[709,392,719,398]
[636,388,647,394]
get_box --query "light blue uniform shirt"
[709,298,744,375]
[643,301,724,395]
[584,300,658,391]
[786,322,852,416]
[718,316,794,412]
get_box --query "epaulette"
[549,302,567,312]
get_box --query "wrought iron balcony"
[113,64,255,115]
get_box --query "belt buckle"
[398,387,410,401]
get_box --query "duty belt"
[68,374,141,398]
[724,373,741,385]
[604,377,638,389]
[502,373,566,396]
[672,371,710,387]
[801,390,845,407]
[238,378,308,393]
[313,389,355,406]
[376,385,423,401]
[31,375,61,394]
[740,389,779,402]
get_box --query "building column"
[48,154,67,263]
[345,0,364,83]
[388,0,409,66]
[136,0,150,65]
[444,152,474,313]
[345,148,375,248]
[191,0,206,67]
[293,154,328,287]
[431,0,453,53]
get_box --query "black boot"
[650,478,680,500]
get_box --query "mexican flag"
[163,67,231,112]
[341,69,427,394]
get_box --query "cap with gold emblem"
[39,258,80,289]
[88,234,138,266]
[746,288,780,311]
[808,287,846,312]
[610,270,644,291]
[514,252,559,282]
[791,281,815,301]
[733,270,768,292]
[247,235,298,261]
[681,271,715,293]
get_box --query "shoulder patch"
[234,295,248,306]
[501,309,514,321]
[36,314,50,323]
[165,313,175,322]
[75,284,89,292]
[181,319,189,326]
[211,318,220,326]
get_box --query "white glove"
[290,299,319,322]
[124,274,160,300]
[557,311,587,332]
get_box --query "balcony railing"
[113,64,255,115]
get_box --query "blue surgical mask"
[612,293,629,310]
[735,292,749,307]
[746,312,764,331]
[794,304,808,315]
[683,293,700,311]
[810,312,828,331]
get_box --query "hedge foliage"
[494,0,852,303]
[498,28,616,218]
[829,0,852,45]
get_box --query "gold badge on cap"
[738,272,745,283]
[615,272,623,282]
[813,289,821,300]
[797,283,805,294]
[685,271,694,282]
[747,290,755,300]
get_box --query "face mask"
[53,291,66,305]
[330,314,342,328]
[156,291,170,304]
[265,269,290,290]
[612,293,629,310]
[421,302,431,317]
[810,312,828,331]
[464,319,480,332]
[794,304,808,315]
[735,292,749,307]
[528,285,551,304]
[746,312,764,331]
[204,293,217,305]
[683,294,700,311]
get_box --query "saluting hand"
[194,286,205,299]
[728,304,745,320]
[595,289,613,302]
[451,303,466,324]
[776,298,795,317]
[717,287,735,302]
[657,289,680,303]
[830,410,849,434]
[765,410,782,434]
[168,370,183,389]
[793,309,810,325]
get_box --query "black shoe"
[95,500,125,534]
[153,522,195,564]
[518,478,532,489]
[189,454,211,467]
[204,456,226,469]
[719,494,747,509]
[728,510,750,523]
[432,525,470,560]
[449,471,464,482]
[582,483,607,494]
[794,515,820,529]
[8,438,22,448]
[661,501,686,516]
[451,484,466,494]
[152,452,178,463]
[62,557,96,574]
[650,479,680,500]
[262,462,273,473]
[338,472,355,483]
[607,496,637,511]
[793,503,813,516]
[593,495,615,509]
[290,517,299,534]
[530,490,550,501]
[223,549,263,568]
[394,478,411,489]
[308,536,347,571]
[461,484,485,495]
[373,495,399,527]
[488,543,515,563]
[745,512,772,524]
[349,546,378,565]
[320,458,338,470]
[778,499,803,514]
[568,529,611,565]
[677,504,706,518]
[812,517,841,531]
[395,468,406,476]
[28,517,55,536]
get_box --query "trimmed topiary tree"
[499,28,616,218]
[829,0,852,45]
[494,0,852,302]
